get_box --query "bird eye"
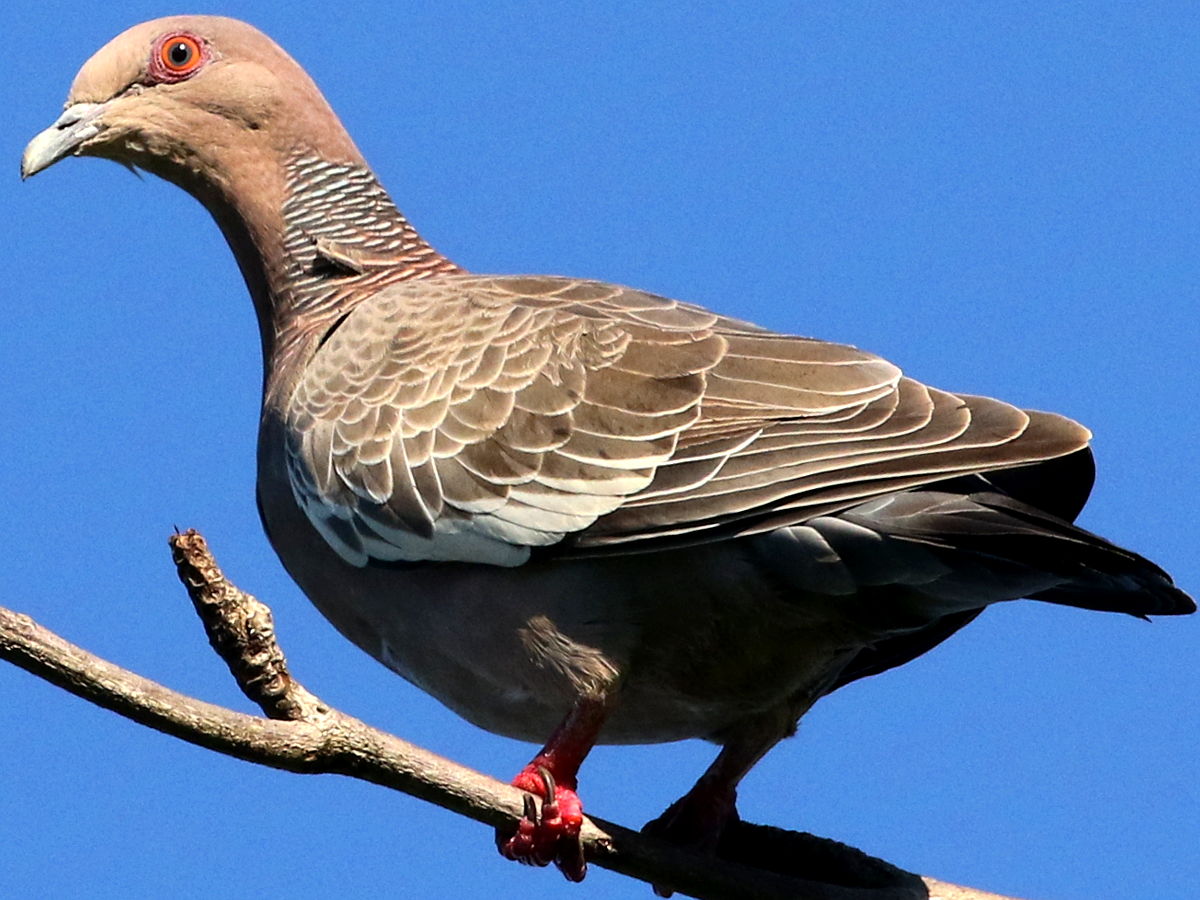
[148,32,207,83]
[160,35,202,73]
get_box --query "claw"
[523,792,540,825]
[557,830,587,883]
[537,766,556,802]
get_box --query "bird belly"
[282,533,877,745]
[261,450,888,746]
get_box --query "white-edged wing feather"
[284,274,1088,566]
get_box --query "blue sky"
[3,3,1196,898]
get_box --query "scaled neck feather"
[181,145,461,404]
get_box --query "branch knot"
[169,529,327,722]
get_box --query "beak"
[21,102,110,179]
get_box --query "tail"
[841,489,1194,618]
[815,452,1191,692]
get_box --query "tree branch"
[0,529,1022,900]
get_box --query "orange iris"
[160,35,202,74]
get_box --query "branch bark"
[0,529,1022,900]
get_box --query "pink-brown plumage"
[24,15,1193,884]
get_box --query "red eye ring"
[149,32,207,82]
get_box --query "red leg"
[497,695,609,882]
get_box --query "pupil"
[169,42,191,65]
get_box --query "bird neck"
[191,147,462,401]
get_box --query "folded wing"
[283,274,1090,566]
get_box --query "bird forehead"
[65,15,276,104]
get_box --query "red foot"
[497,765,587,881]
[643,783,737,851]
[642,784,739,897]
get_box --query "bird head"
[22,15,361,191]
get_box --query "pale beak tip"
[21,102,108,181]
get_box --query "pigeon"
[23,16,1193,883]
